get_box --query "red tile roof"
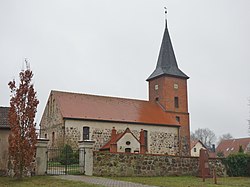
[100,128,140,150]
[190,140,206,150]
[208,152,216,158]
[100,133,123,150]
[216,138,250,157]
[52,90,179,126]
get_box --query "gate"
[46,146,85,175]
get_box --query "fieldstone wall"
[208,158,227,177]
[93,152,226,177]
[91,127,179,155]
[150,131,179,155]
[39,93,64,148]
[91,128,112,150]
[65,127,81,149]
[181,136,190,156]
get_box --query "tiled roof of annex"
[51,90,179,127]
[100,128,139,151]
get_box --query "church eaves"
[147,21,189,81]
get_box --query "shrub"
[225,153,250,177]
[217,151,224,158]
[59,144,78,165]
[238,145,244,153]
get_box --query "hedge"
[225,153,250,177]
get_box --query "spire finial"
[164,7,167,27]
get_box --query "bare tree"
[218,133,233,144]
[191,128,216,148]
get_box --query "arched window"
[83,126,90,140]
[52,99,55,114]
[174,97,179,108]
[144,130,148,151]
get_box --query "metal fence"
[46,147,85,175]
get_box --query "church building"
[40,19,190,156]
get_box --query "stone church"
[40,20,190,156]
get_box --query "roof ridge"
[233,137,250,140]
[48,90,179,127]
[221,137,250,142]
[52,90,149,103]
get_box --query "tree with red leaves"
[8,63,39,178]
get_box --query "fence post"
[78,140,95,176]
[35,139,49,175]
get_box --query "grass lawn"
[0,176,100,187]
[109,176,250,187]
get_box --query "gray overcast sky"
[1,0,250,140]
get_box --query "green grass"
[1,175,250,187]
[109,176,250,187]
[0,176,100,187]
[48,161,79,167]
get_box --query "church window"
[174,97,179,108]
[134,150,139,153]
[154,84,159,90]
[176,116,180,122]
[144,130,148,151]
[52,99,55,114]
[126,141,131,145]
[83,126,90,140]
[194,148,197,152]
[50,99,53,116]
[174,83,178,89]
[52,132,55,146]
[45,133,47,139]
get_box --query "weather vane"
[164,7,168,26]
[164,7,167,15]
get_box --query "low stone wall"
[93,152,226,177]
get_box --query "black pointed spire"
[147,12,189,81]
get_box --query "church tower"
[147,18,190,155]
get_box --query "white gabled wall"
[117,133,140,153]
[191,142,206,157]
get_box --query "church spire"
[147,11,189,81]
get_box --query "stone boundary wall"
[93,151,226,177]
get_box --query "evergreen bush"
[59,144,78,165]
[225,153,250,177]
